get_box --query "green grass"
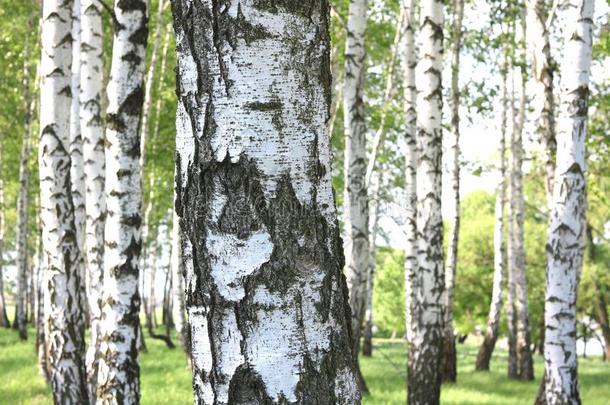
[1,327,608,404]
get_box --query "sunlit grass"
[1,327,608,404]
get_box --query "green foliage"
[373,247,406,337]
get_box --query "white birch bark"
[96,0,148,402]
[527,0,556,207]
[476,52,508,371]
[343,0,370,380]
[80,0,105,397]
[441,0,464,382]
[70,0,88,320]
[402,0,417,348]
[39,0,88,401]
[171,210,188,351]
[543,0,594,401]
[171,0,360,402]
[409,0,444,402]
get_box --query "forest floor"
[1,326,609,404]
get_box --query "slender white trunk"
[96,0,148,402]
[441,0,464,382]
[512,20,534,380]
[0,162,9,328]
[343,0,370,386]
[543,0,594,402]
[409,0,445,402]
[171,211,188,351]
[402,0,417,348]
[39,0,88,401]
[80,0,105,397]
[172,0,360,402]
[526,0,556,207]
[476,51,508,371]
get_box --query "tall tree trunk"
[35,227,51,384]
[402,0,417,352]
[476,51,508,371]
[171,0,361,402]
[343,0,370,392]
[526,0,556,207]
[16,67,35,341]
[70,0,89,327]
[512,17,534,381]
[0,167,9,328]
[409,0,445,402]
[80,0,106,398]
[171,211,188,353]
[441,0,464,383]
[39,0,88,402]
[363,169,382,357]
[96,0,147,402]
[541,0,594,401]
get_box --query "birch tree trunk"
[542,0,594,401]
[171,0,361,402]
[363,169,382,357]
[39,0,88,402]
[475,52,508,371]
[0,165,9,328]
[171,210,188,352]
[343,0,370,392]
[402,0,417,349]
[441,0,464,382]
[512,21,534,380]
[526,0,556,207]
[70,0,88,326]
[80,0,106,397]
[409,0,445,402]
[96,0,148,402]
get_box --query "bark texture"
[39,0,88,402]
[476,53,508,371]
[542,0,594,402]
[363,170,381,357]
[441,0,464,383]
[80,0,106,397]
[409,0,445,402]
[171,0,361,403]
[96,0,148,403]
[402,0,417,348]
[171,211,189,352]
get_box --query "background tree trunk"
[476,51,508,371]
[80,0,106,398]
[171,0,361,402]
[409,0,445,402]
[96,0,148,402]
[402,0,417,352]
[0,161,9,328]
[343,0,370,392]
[542,0,594,401]
[442,0,464,383]
[39,0,88,401]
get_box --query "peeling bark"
[80,0,106,398]
[409,0,445,402]
[171,0,361,402]
[96,0,148,402]
[39,0,88,402]
[542,0,594,402]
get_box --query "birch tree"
[96,0,147,402]
[343,0,370,389]
[171,0,361,402]
[542,0,594,401]
[402,0,417,349]
[171,211,188,352]
[0,150,9,328]
[475,52,508,371]
[441,0,464,382]
[80,0,105,396]
[39,0,88,401]
[526,0,556,206]
[409,0,445,402]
